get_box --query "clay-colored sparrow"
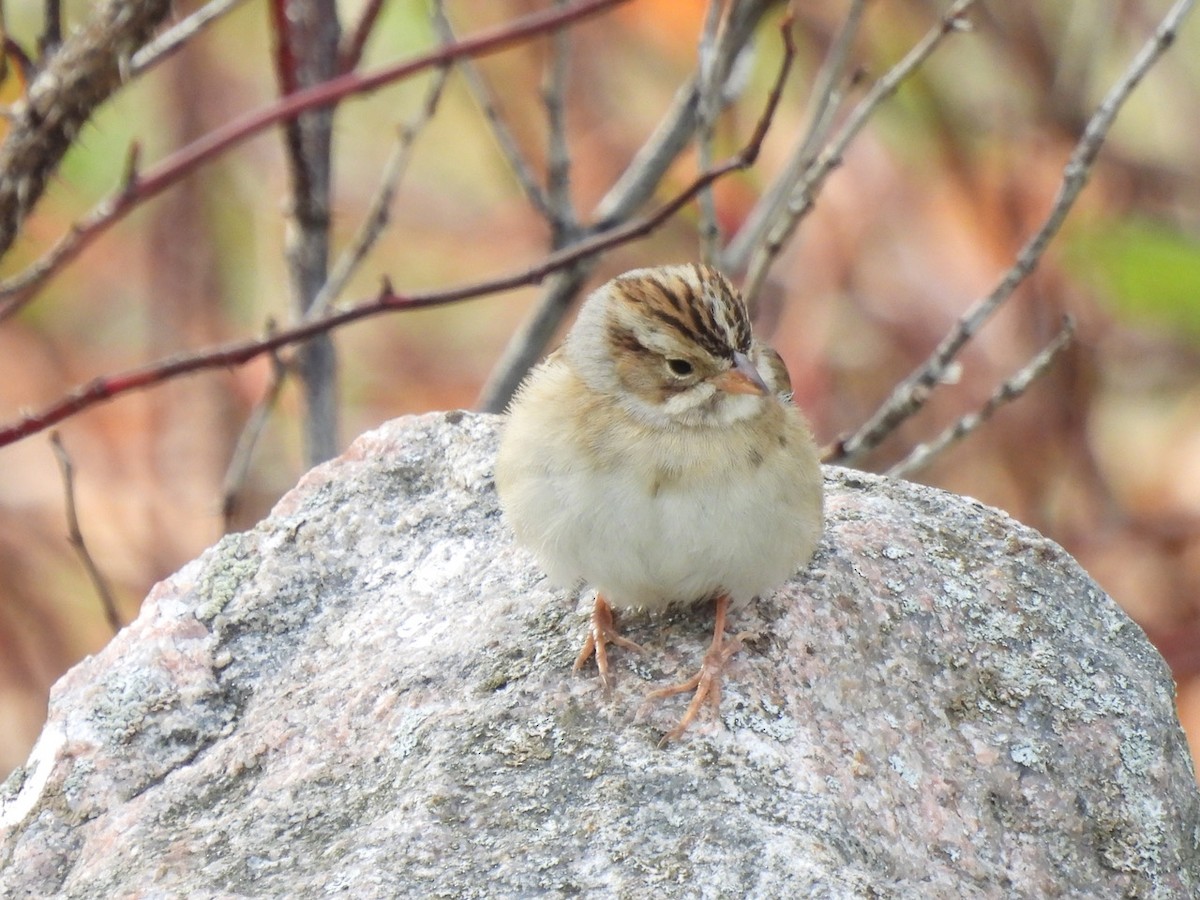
[496,264,824,744]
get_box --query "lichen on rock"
[1,412,1197,897]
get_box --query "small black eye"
[666,358,693,376]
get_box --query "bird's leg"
[643,594,744,747]
[573,592,644,689]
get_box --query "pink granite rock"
[1,412,1197,897]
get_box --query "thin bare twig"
[598,1,782,232]
[0,0,173,261]
[308,65,452,320]
[885,317,1077,477]
[0,35,34,90]
[0,0,633,319]
[0,25,794,451]
[130,0,250,75]
[695,0,726,265]
[337,0,386,73]
[543,0,577,244]
[480,264,599,417]
[40,0,63,59]
[221,341,289,527]
[222,61,452,497]
[722,0,867,281]
[740,0,980,307]
[431,2,554,222]
[832,0,1196,467]
[477,0,784,413]
[49,432,122,634]
[272,0,342,465]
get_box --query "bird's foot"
[574,593,644,689]
[642,594,744,747]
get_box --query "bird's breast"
[496,360,823,611]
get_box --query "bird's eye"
[666,358,693,377]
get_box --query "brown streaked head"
[564,264,776,427]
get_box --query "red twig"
[0,17,795,451]
[4,36,35,79]
[269,0,299,96]
[338,0,386,73]
[0,0,632,318]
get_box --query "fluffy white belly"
[505,457,817,610]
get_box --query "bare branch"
[431,2,554,222]
[832,0,1196,467]
[477,0,785,413]
[1,35,35,88]
[886,317,1076,478]
[49,432,122,635]
[40,0,63,59]
[0,0,173,260]
[695,0,726,264]
[222,343,289,528]
[308,66,452,320]
[337,0,386,73]
[0,31,794,450]
[543,0,578,244]
[130,0,250,75]
[739,0,980,307]
[476,263,592,415]
[273,0,342,465]
[722,0,867,280]
[596,1,781,231]
[0,0,634,319]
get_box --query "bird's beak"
[711,351,770,396]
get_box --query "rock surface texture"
[1,412,1198,898]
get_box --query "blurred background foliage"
[2,0,1200,779]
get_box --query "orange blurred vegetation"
[3,0,1200,778]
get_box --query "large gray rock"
[1,412,1197,897]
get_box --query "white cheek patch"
[662,383,764,426]
[707,391,764,425]
[662,382,717,418]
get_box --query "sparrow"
[495,263,824,744]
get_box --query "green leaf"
[1065,219,1200,340]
